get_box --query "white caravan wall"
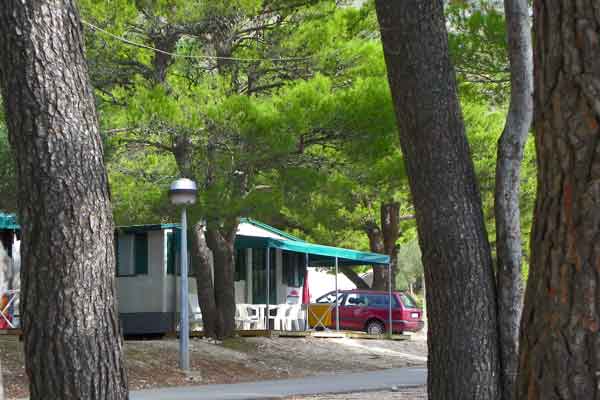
[117,230,165,313]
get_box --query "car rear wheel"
[366,320,385,335]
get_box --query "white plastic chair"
[278,304,296,331]
[268,304,290,331]
[235,304,249,330]
[189,294,203,324]
[235,304,261,330]
[243,304,260,330]
[254,304,267,329]
[287,304,303,331]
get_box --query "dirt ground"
[1,333,427,400]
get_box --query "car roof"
[337,289,406,295]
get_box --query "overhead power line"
[82,20,312,63]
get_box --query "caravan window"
[116,232,148,276]
[235,249,246,281]
[283,252,305,287]
[167,231,177,275]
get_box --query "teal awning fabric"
[235,235,390,266]
[0,213,19,231]
[117,223,180,233]
[239,217,304,241]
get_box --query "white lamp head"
[169,178,197,205]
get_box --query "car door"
[365,294,385,320]
[340,293,368,331]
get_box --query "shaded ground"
[1,333,427,399]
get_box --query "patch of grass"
[221,337,259,353]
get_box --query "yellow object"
[308,303,333,328]
[0,295,8,315]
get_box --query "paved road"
[130,367,427,400]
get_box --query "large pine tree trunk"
[495,1,533,400]
[205,224,237,339]
[0,1,128,399]
[191,222,219,339]
[375,2,501,399]
[517,2,600,399]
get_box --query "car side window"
[366,294,399,308]
[345,293,368,306]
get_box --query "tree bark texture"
[517,2,600,399]
[381,202,400,291]
[368,202,400,291]
[365,220,387,290]
[495,1,533,400]
[205,224,237,339]
[375,2,501,400]
[191,222,219,339]
[0,1,129,399]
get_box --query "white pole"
[266,247,270,330]
[388,263,392,338]
[335,257,339,331]
[305,253,309,330]
[180,208,189,370]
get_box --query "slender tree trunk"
[366,221,387,290]
[517,2,600,398]
[366,203,401,291]
[0,1,128,399]
[381,202,400,291]
[191,222,219,339]
[375,2,501,400]
[341,268,370,290]
[205,224,237,339]
[495,1,533,400]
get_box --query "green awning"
[239,217,304,241]
[235,235,390,266]
[117,223,180,234]
[0,213,19,231]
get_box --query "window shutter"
[167,230,181,275]
[114,232,119,276]
[134,233,148,275]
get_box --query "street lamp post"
[169,178,197,371]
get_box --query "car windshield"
[400,293,418,308]
[316,292,344,304]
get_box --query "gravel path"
[287,387,427,399]
[2,334,428,399]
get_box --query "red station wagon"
[315,289,425,335]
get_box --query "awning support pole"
[388,262,392,338]
[305,253,309,331]
[266,247,270,330]
[335,257,339,332]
